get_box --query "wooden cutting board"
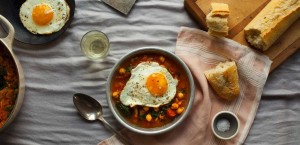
[184,0,300,72]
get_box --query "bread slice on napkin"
[204,61,240,101]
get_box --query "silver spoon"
[73,93,132,145]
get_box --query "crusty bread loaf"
[244,0,300,51]
[204,61,240,101]
[205,3,230,37]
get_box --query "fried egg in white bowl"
[120,62,178,108]
[19,0,70,34]
[106,47,195,135]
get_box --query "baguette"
[244,0,300,51]
[204,61,240,101]
[205,3,230,37]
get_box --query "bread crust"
[244,0,300,51]
[211,2,230,17]
[204,61,240,101]
[208,29,228,37]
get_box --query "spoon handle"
[98,117,133,145]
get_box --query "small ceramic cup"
[211,111,240,140]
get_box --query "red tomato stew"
[111,54,190,128]
[0,46,19,128]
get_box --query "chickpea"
[143,106,149,112]
[146,114,152,122]
[159,114,165,119]
[176,107,185,114]
[177,92,184,99]
[112,91,119,98]
[119,68,126,74]
[159,56,165,62]
[171,103,179,109]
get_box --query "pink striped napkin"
[99,27,272,145]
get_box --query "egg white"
[19,0,70,34]
[120,62,178,107]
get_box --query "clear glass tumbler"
[80,30,110,60]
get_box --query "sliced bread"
[205,3,230,37]
[204,61,240,101]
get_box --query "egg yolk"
[146,73,168,96]
[32,4,54,26]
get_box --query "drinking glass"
[80,30,110,60]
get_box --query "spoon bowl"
[73,93,132,145]
[73,93,102,121]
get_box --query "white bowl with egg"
[106,47,195,134]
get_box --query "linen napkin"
[99,27,272,145]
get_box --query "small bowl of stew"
[106,47,195,134]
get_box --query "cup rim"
[211,111,240,140]
[80,30,110,60]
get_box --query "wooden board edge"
[270,38,300,72]
[184,0,208,30]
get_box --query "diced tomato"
[166,109,176,117]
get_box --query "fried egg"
[120,62,178,107]
[19,0,70,34]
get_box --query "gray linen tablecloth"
[0,0,299,144]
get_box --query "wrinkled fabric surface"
[0,0,299,145]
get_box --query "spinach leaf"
[125,66,133,72]
[150,111,159,119]
[5,106,14,112]
[0,77,6,90]
[139,114,146,120]
[0,66,6,90]
[116,102,131,117]
[0,66,6,76]
[179,89,186,94]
